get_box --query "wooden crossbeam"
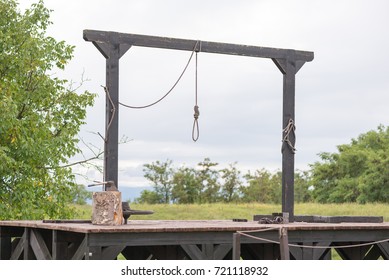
[83,30,314,62]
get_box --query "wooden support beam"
[23,228,34,260]
[84,30,314,62]
[377,242,389,259]
[312,242,332,260]
[335,243,371,260]
[10,236,24,260]
[364,245,383,260]
[181,244,227,260]
[213,244,232,260]
[52,230,69,260]
[71,235,88,260]
[30,229,52,260]
[0,227,11,260]
[181,244,204,260]
[102,245,126,260]
[279,227,290,260]
[232,233,241,260]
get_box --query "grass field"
[74,202,389,221]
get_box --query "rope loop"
[282,118,296,153]
[192,105,200,141]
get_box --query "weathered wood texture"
[92,191,123,226]
[1,221,389,260]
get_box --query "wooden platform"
[1,220,389,260]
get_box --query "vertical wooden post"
[281,60,296,222]
[273,57,306,222]
[23,228,34,260]
[91,36,131,191]
[279,227,290,260]
[232,233,241,260]
[104,44,120,190]
[0,227,11,260]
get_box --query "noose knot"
[193,105,200,120]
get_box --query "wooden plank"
[30,229,52,260]
[1,220,389,234]
[83,30,314,62]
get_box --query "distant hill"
[86,186,153,204]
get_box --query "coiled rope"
[282,118,296,153]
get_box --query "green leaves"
[311,125,389,204]
[139,158,312,204]
[0,0,95,219]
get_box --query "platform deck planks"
[1,220,389,260]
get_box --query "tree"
[241,169,278,203]
[135,190,163,204]
[143,160,174,203]
[294,170,313,203]
[196,158,220,203]
[220,162,242,202]
[171,166,198,204]
[0,0,95,219]
[310,125,389,203]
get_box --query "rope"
[236,229,389,250]
[282,118,296,153]
[192,49,200,142]
[101,85,115,143]
[118,41,200,109]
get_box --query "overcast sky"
[20,0,389,188]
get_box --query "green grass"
[73,202,389,221]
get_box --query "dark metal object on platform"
[83,30,314,221]
[42,220,92,224]
[258,213,289,224]
[232,219,248,222]
[122,202,154,224]
[254,214,384,223]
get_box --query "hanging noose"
[192,43,201,142]
[192,105,200,141]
